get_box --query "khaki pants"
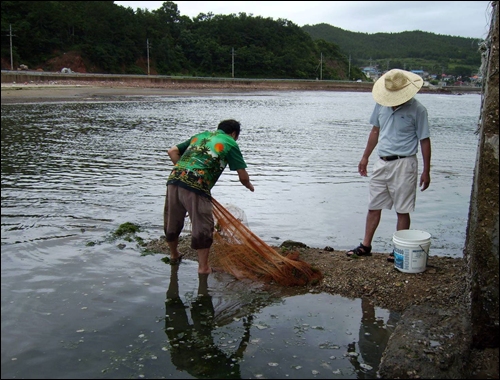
[368,155,418,213]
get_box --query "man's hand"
[420,172,430,191]
[358,157,369,177]
[237,169,254,192]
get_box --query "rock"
[379,304,471,379]
[280,240,309,249]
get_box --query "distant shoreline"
[1,71,480,104]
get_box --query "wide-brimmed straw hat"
[372,69,423,107]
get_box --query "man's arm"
[167,145,181,165]
[358,126,379,177]
[419,138,431,191]
[236,169,254,192]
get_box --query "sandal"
[387,252,395,263]
[346,243,372,257]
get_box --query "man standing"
[346,69,431,261]
[164,119,254,273]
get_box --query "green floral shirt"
[167,130,247,197]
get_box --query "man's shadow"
[164,264,253,379]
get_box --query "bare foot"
[169,253,184,265]
[198,266,224,274]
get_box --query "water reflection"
[165,264,251,378]
[158,258,401,379]
[347,298,399,378]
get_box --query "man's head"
[372,69,423,107]
[218,119,241,140]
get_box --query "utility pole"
[348,54,351,80]
[9,24,14,71]
[146,39,151,75]
[231,47,235,78]
[320,52,322,80]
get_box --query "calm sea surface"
[1,91,481,379]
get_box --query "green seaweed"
[113,222,141,237]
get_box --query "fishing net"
[210,198,323,287]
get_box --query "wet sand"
[1,83,252,104]
[1,77,477,104]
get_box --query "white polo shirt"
[369,97,430,157]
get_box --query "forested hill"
[0,1,364,80]
[0,1,482,80]
[302,23,482,77]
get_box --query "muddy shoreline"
[1,73,479,104]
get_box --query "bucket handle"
[419,244,430,262]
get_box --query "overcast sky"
[115,1,493,39]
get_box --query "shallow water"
[1,91,480,254]
[1,91,481,378]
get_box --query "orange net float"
[210,197,323,287]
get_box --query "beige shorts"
[368,155,418,213]
[164,185,214,249]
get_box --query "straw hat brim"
[372,70,423,107]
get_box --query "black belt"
[380,155,406,161]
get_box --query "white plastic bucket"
[392,229,431,273]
